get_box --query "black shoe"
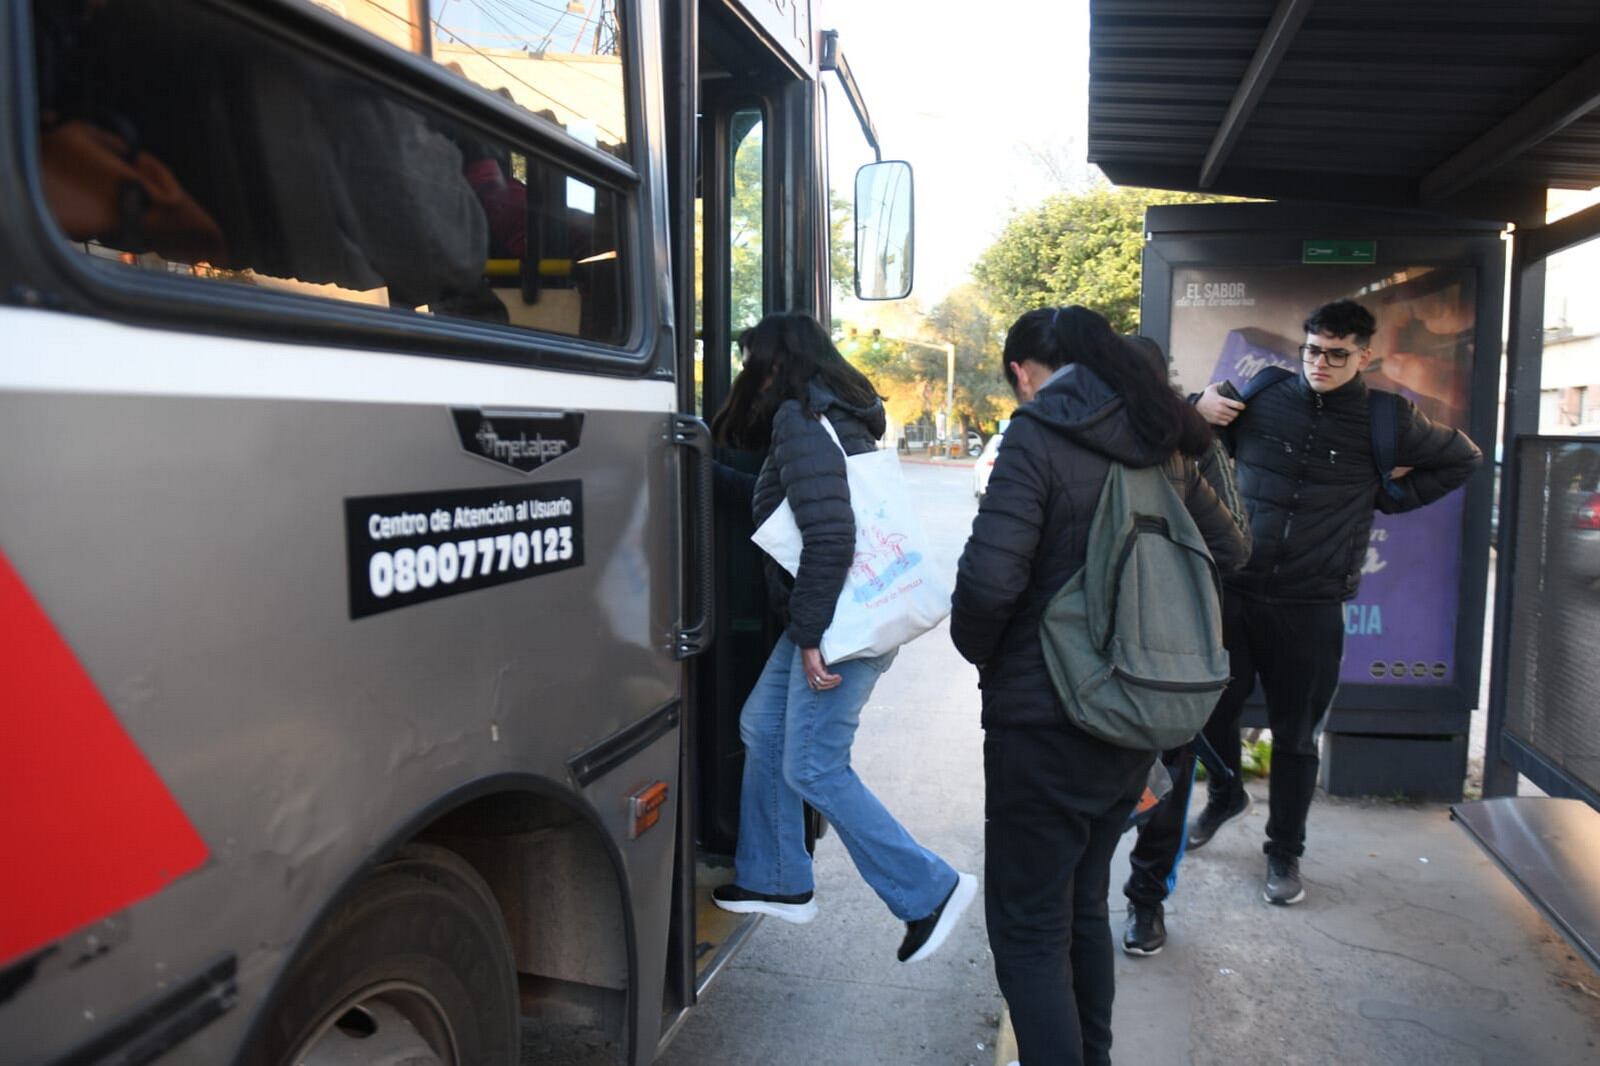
[1187,789,1251,849]
[1263,854,1305,906]
[712,883,818,924]
[897,872,977,963]
[1121,901,1166,956]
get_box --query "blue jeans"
[734,635,957,921]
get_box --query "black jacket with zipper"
[950,365,1249,746]
[1222,370,1481,604]
[748,380,886,650]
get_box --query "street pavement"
[658,463,1600,1065]
[657,462,998,1066]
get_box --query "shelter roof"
[1087,0,1600,219]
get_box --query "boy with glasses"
[1181,299,1479,906]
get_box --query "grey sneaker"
[1263,854,1305,905]
[1121,901,1167,956]
[1187,789,1251,849]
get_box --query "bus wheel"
[255,844,519,1066]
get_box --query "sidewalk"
[994,782,1600,1065]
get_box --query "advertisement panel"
[1164,263,1477,687]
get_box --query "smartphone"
[1215,380,1243,403]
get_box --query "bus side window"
[30,0,630,347]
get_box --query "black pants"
[1201,593,1344,859]
[1123,743,1197,906]
[985,726,1145,1066]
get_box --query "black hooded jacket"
[951,365,1249,741]
[749,380,887,649]
[1223,371,1481,603]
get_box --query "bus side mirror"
[854,160,913,300]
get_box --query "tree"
[728,115,765,335]
[837,327,933,431]
[973,185,1223,334]
[927,284,1011,434]
[835,285,1012,439]
[830,189,854,302]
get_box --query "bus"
[0,1,912,1062]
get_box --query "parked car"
[1567,489,1600,578]
[1549,441,1600,580]
[1558,444,1600,580]
[973,424,1007,498]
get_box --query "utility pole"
[944,341,955,442]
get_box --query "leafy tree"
[973,185,1222,334]
[835,284,1012,439]
[830,189,853,301]
[728,115,765,336]
[927,284,1012,434]
[838,328,919,424]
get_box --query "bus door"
[658,0,824,1031]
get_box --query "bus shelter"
[1086,0,1600,969]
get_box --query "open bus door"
[660,0,913,1043]
[660,1,817,1039]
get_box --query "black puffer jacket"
[1225,371,1481,603]
[751,380,886,648]
[951,365,1249,736]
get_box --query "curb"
[897,455,978,468]
[994,1006,1017,1066]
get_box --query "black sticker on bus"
[451,408,583,473]
[346,481,584,619]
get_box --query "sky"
[821,0,1096,308]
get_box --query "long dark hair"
[1003,306,1212,458]
[711,312,880,449]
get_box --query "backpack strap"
[1237,365,1294,402]
[1368,389,1404,501]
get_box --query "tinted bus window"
[316,0,629,161]
[31,0,629,346]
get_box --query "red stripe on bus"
[0,550,209,966]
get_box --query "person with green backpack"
[951,306,1248,1066]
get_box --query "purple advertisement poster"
[1167,266,1476,686]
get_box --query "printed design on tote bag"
[849,505,923,604]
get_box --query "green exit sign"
[1303,239,1376,264]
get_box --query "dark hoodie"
[951,364,1248,739]
[750,380,888,649]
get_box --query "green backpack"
[1039,460,1230,750]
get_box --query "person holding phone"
[1185,300,1480,905]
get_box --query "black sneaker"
[897,872,977,963]
[1263,854,1305,906]
[711,883,817,924]
[1186,789,1251,849]
[1121,901,1166,956]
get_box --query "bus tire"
[249,843,520,1066]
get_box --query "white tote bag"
[752,418,952,663]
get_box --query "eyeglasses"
[1300,343,1359,367]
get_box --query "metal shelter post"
[1484,236,1547,798]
